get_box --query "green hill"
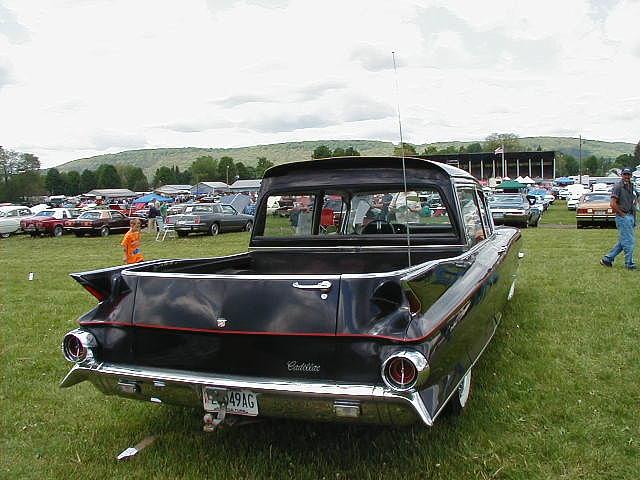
[56,137,635,176]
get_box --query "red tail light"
[63,335,86,362]
[385,357,417,389]
[194,216,201,224]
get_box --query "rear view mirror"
[525,195,536,206]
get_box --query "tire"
[177,231,188,238]
[445,369,472,416]
[209,223,220,236]
[531,216,540,228]
[577,222,584,229]
[53,225,63,237]
[244,221,253,232]
[75,232,84,238]
[100,226,109,237]
[520,222,528,229]
[0,232,10,239]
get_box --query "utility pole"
[579,135,582,185]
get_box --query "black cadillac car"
[60,157,521,430]
[167,203,254,236]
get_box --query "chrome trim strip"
[60,362,433,426]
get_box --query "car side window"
[6,210,17,217]
[112,212,124,219]
[221,205,236,215]
[262,194,316,237]
[456,187,485,246]
[475,189,492,235]
[318,194,346,236]
[20,209,31,216]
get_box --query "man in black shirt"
[601,168,638,270]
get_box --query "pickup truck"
[60,156,521,429]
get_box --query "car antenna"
[392,51,412,268]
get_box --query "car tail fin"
[70,265,131,302]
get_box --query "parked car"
[20,208,81,237]
[65,209,146,237]
[576,192,615,228]
[0,205,33,238]
[489,193,540,228]
[167,203,253,236]
[60,156,521,429]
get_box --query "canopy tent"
[554,176,574,185]
[132,193,174,204]
[498,180,527,191]
[521,176,535,184]
[515,176,525,183]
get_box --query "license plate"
[202,387,258,416]
[595,210,606,215]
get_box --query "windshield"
[582,194,610,203]
[35,211,55,217]
[490,195,524,207]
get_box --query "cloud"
[414,6,560,70]
[90,131,147,150]
[296,80,347,101]
[246,113,336,133]
[0,61,12,90]
[205,0,289,15]
[214,93,273,108]
[350,45,400,72]
[0,3,30,44]
[341,96,394,122]
[161,118,234,133]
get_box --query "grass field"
[1,204,639,479]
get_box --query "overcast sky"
[1,0,639,168]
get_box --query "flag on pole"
[494,146,504,154]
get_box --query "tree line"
[0,148,274,202]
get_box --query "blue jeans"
[604,214,636,266]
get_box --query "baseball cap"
[621,167,632,174]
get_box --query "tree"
[393,143,417,156]
[332,147,346,157]
[312,145,333,159]
[66,171,81,196]
[44,168,67,195]
[344,146,360,156]
[122,166,149,191]
[152,166,176,187]
[614,154,635,169]
[484,133,521,153]
[218,156,236,184]
[79,169,97,193]
[255,157,274,178]
[96,164,122,188]
[189,155,218,182]
[634,140,640,163]
[235,162,250,180]
[466,142,483,153]
[0,147,20,184]
[583,155,600,175]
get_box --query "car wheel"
[244,221,253,232]
[0,232,10,239]
[75,232,84,237]
[577,222,584,229]
[100,226,110,237]
[520,222,528,229]
[531,217,540,227]
[53,226,63,237]
[209,223,220,236]
[177,231,188,238]
[446,369,472,416]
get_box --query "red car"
[66,209,147,237]
[20,208,81,237]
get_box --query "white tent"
[521,176,535,184]
[515,176,525,183]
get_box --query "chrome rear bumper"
[61,362,433,426]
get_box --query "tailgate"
[129,273,341,335]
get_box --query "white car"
[567,193,583,210]
[0,205,33,238]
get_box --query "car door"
[110,211,128,230]
[220,204,241,230]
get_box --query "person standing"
[601,168,638,270]
[121,218,144,264]
[147,201,159,232]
